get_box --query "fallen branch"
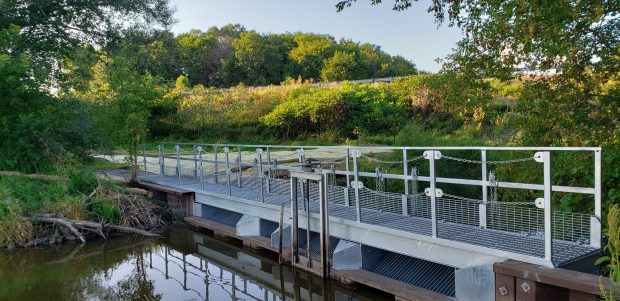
[37,217,86,243]
[125,187,152,198]
[106,224,160,237]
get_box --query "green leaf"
[595,256,611,266]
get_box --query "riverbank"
[0,159,168,249]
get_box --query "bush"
[67,169,98,196]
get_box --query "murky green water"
[0,226,391,301]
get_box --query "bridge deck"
[136,171,597,267]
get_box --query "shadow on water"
[0,226,392,301]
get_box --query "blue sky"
[168,0,463,72]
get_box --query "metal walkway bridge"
[130,143,601,270]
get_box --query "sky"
[168,0,463,72]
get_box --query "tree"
[321,51,363,81]
[230,31,287,86]
[289,33,337,81]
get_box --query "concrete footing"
[455,264,495,301]
[332,240,385,270]
[236,215,279,237]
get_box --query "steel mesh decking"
[138,171,597,266]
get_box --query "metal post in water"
[214,146,219,184]
[319,175,330,277]
[305,179,311,268]
[198,146,204,190]
[237,146,243,188]
[225,147,231,196]
[266,147,272,193]
[176,145,181,184]
[290,177,299,264]
[257,148,265,202]
[352,150,361,222]
[480,149,488,228]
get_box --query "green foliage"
[89,196,122,224]
[67,169,98,196]
[321,50,363,81]
[600,204,620,300]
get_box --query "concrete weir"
[133,142,603,301]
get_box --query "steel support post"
[175,145,181,184]
[225,147,231,196]
[257,148,265,203]
[479,149,488,228]
[592,149,602,248]
[266,147,272,193]
[290,177,299,264]
[402,149,409,216]
[158,145,164,177]
[214,146,219,184]
[345,148,351,187]
[237,147,242,188]
[305,179,311,267]
[542,151,553,262]
[319,175,330,277]
[198,146,204,190]
[352,150,362,222]
[143,144,147,172]
[193,145,198,180]
[428,150,438,238]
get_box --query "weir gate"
[133,143,602,300]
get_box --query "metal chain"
[442,155,535,165]
[360,153,425,164]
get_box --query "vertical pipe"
[143,144,147,172]
[198,146,204,190]
[352,150,361,222]
[291,177,299,265]
[305,179,311,268]
[402,149,409,216]
[225,147,231,196]
[480,149,488,228]
[237,146,243,188]
[592,149,602,248]
[158,145,164,177]
[319,176,330,277]
[428,150,438,238]
[175,145,181,184]
[193,145,197,180]
[345,148,351,187]
[267,147,272,193]
[214,146,219,184]
[543,151,553,262]
[257,148,264,202]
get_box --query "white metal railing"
[144,143,602,266]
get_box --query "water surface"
[0,226,391,301]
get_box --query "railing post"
[290,177,299,264]
[592,149,602,248]
[143,144,147,172]
[426,150,438,238]
[345,148,351,187]
[237,146,242,188]
[402,149,409,216]
[298,148,305,163]
[175,145,181,184]
[158,145,164,177]
[267,147,272,193]
[198,146,204,190]
[213,146,219,184]
[352,150,362,222]
[542,151,553,262]
[193,145,198,180]
[224,147,231,196]
[479,149,488,228]
[257,148,265,203]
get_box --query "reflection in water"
[0,227,391,301]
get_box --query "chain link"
[360,153,425,164]
[442,155,535,165]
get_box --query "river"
[0,226,391,301]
